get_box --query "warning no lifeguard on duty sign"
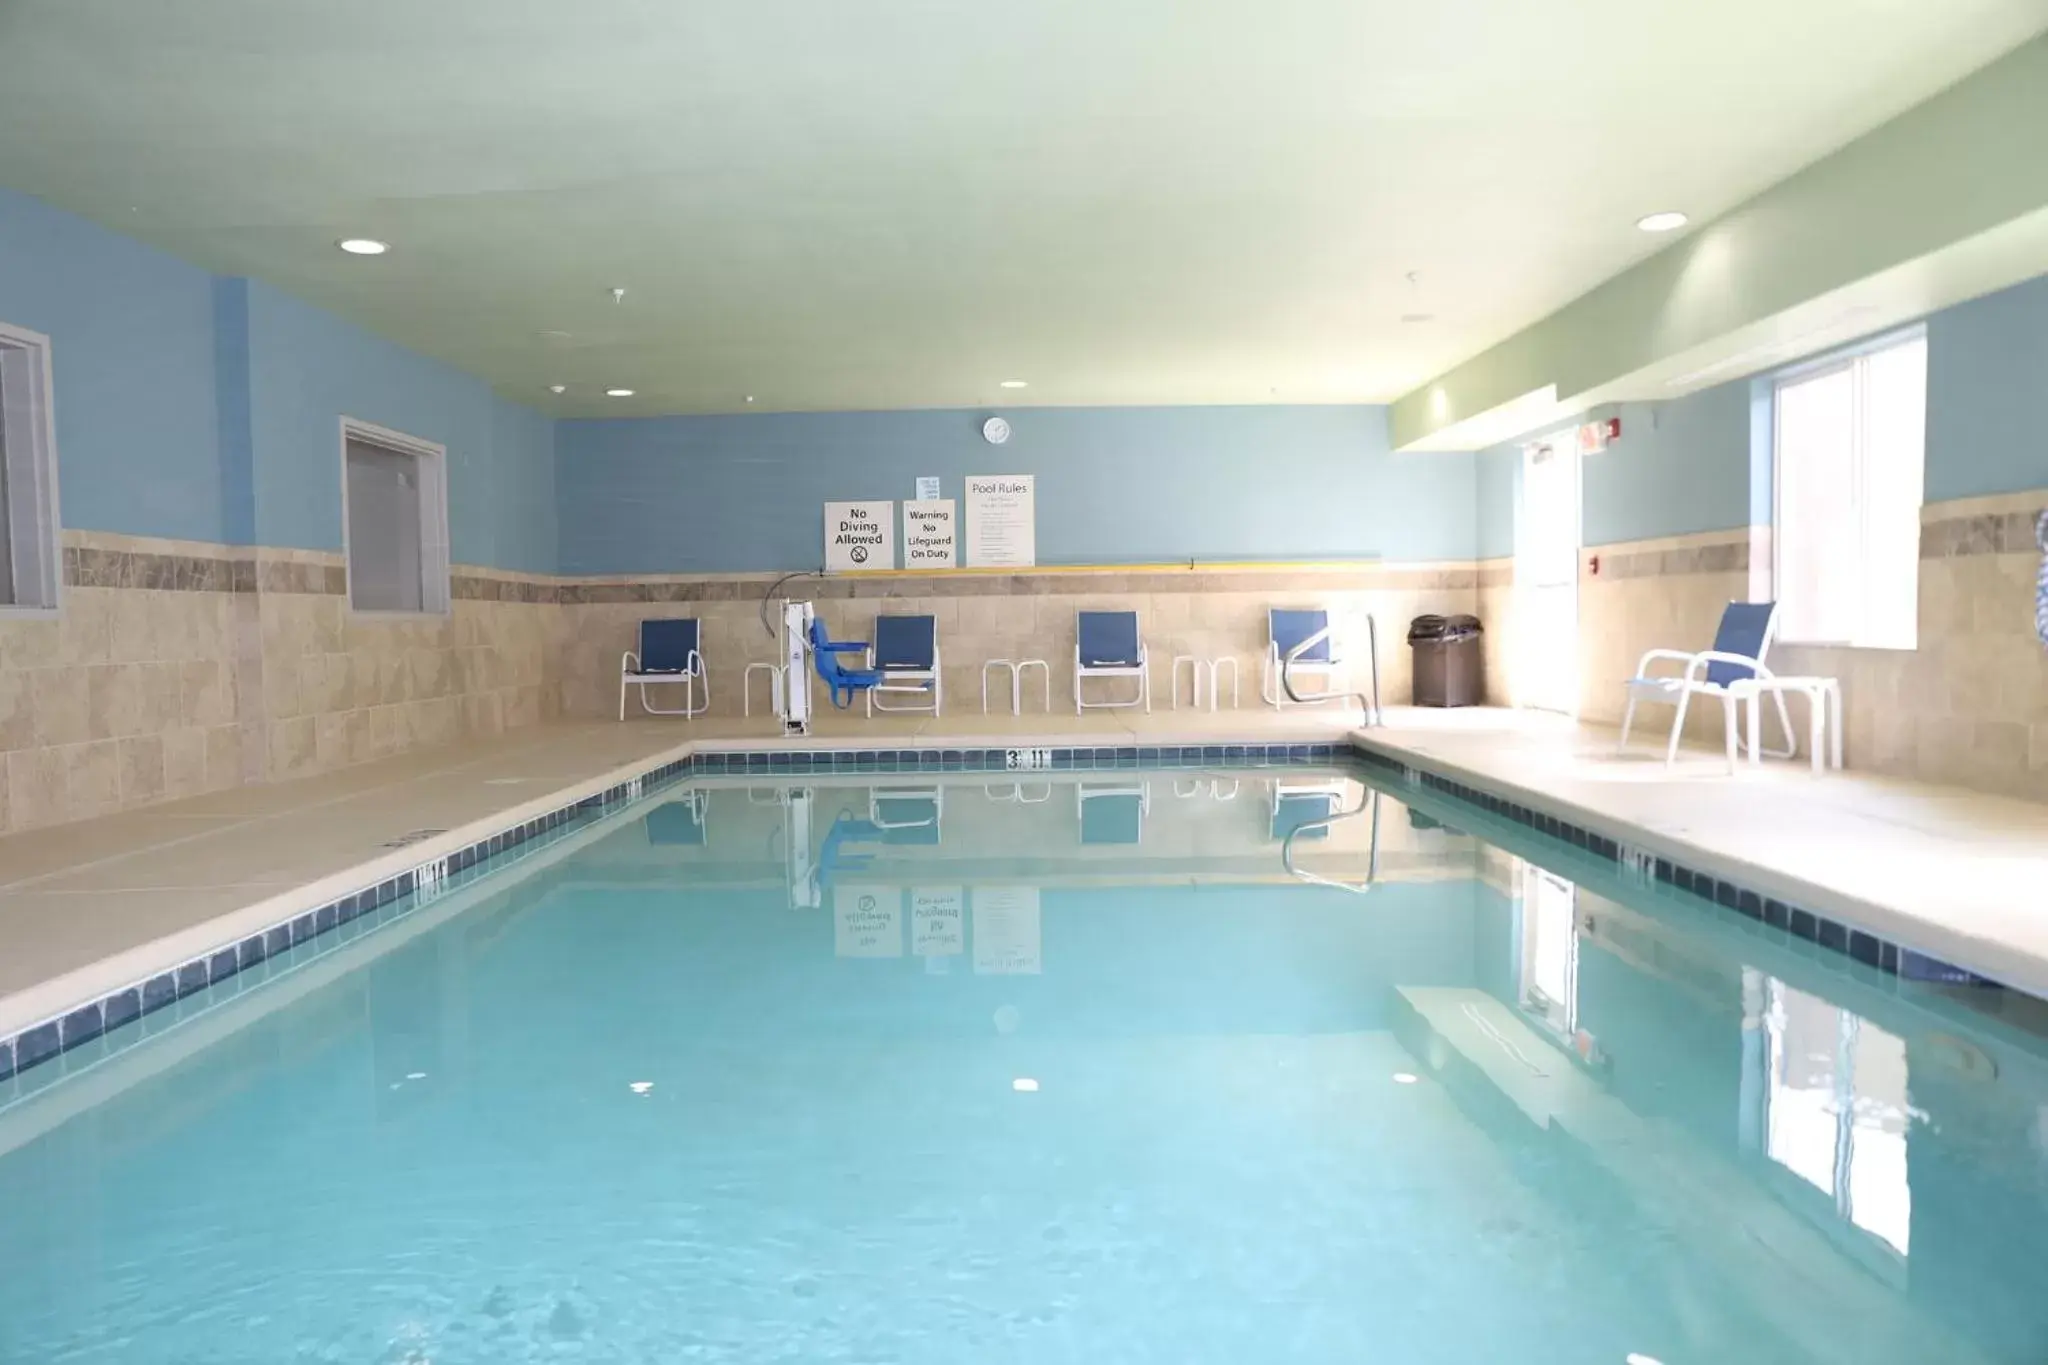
[823,501,896,571]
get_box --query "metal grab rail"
[1280,787,1381,895]
[1279,616,1381,724]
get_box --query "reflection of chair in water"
[644,791,709,846]
[986,782,1052,804]
[1077,780,1149,845]
[870,786,943,844]
[1271,780,1345,842]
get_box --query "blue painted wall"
[0,187,225,545]
[243,281,557,573]
[1474,446,1519,561]
[556,405,1477,575]
[1473,268,2048,554]
[1924,271,2048,503]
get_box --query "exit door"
[1516,438,1580,714]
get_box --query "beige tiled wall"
[558,565,1479,721]
[1572,491,2048,799]
[1,533,246,832]
[251,550,556,782]
[0,532,559,835]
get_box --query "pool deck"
[3,702,2046,1050]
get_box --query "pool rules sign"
[823,501,896,571]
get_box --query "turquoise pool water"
[1,766,2044,1364]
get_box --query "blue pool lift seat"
[808,617,887,709]
[866,614,943,717]
[1263,608,1345,708]
[1620,600,1795,769]
[1074,610,1150,714]
[619,618,708,720]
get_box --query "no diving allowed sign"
[824,501,896,571]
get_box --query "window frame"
[337,416,451,619]
[0,319,64,617]
[1769,325,1926,650]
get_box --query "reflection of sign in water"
[972,886,1041,974]
[911,887,964,956]
[824,501,896,572]
[964,475,1035,567]
[903,499,957,568]
[835,885,902,957]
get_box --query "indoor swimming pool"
[0,763,2043,1365]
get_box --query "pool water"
[2,766,2045,1364]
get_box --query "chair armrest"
[817,640,869,654]
[687,649,706,675]
[621,651,640,673]
[1629,647,1697,678]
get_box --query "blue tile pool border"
[1344,739,2006,995]
[0,740,1345,1095]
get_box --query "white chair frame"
[619,648,708,720]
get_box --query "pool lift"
[776,598,933,736]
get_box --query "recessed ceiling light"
[1012,1077,1039,1093]
[744,395,755,404]
[1636,211,1688,233]
[999,379,1029,389]
[548,384,566,394]
[1400,313,1434,324]
[1392,1072,1419,1085]
[337,238,389,255]
[605,388,635,398]
[1624,1355,1664,1365]
[629,1081,653,1095]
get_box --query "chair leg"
[1144,663,1152,714]
[619,675,627,722]
[1664,692,1692,765]
[1618,695,1637,751]
[1722,695,1738,775]
[1772,690,1797,760]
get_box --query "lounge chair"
[1620,600,1795,769]
[1074,610,1150,714]
[1078,780,1149,845]
[865,614,942,717]
[1262,608,1343,708]
[619,618,708,719]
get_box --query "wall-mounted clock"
[982,416,1011,445]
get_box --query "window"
[0,321,62,612]
[341,419,449,615]
[1752,975,1912,1256]
[1515,860,1579,1039]
[1772,330,1926,648]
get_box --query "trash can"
[1408,614,1483,707]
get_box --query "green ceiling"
[2,0,2044,418]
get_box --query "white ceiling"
[1,0,2043,416]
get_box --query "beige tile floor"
[1356,708,2048,998]
[5,696,2046,1045]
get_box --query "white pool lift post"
[1279,615,1382,725]
[782,599,815,736]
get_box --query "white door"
[1516,439,1581,714]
